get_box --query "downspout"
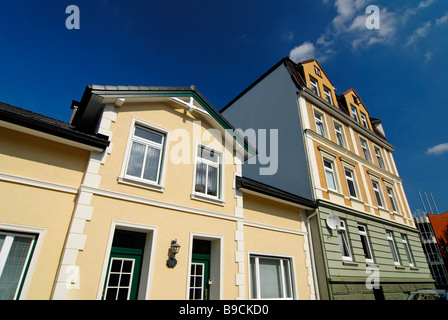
[306,209,320,300]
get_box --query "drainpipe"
[306,209,320,300]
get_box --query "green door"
[189,254,211,300]
[103,230,146,300]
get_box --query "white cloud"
[403,0,437,24]
[436,11,448,25]
[405,21,432,46]
[289,41,316,62]
[426,143,448,155]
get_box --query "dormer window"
[353,95,359,105]
[360,112,369,129]
[323,86,333,104]
[351,106,359,123]
[309,76,320,96]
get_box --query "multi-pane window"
[334,122,345,147]
[372,180,384,208]
[338,220,352,261]
[386,187,398,213]
[125,125,165,184]
[249,255,293,299]
[324,86,333,104]
[195,145,221,198]
[358,224,374,263]
[386,230,400,265]
[314,111,326,137]
[310,76,320,96]
[374,147,385,169]
[351,106,359,123]
[401,234,414,267]
[323,159,337,191]
[0,232,37,300]
[344,168,357,198]
[360,138,370,161]
[360,112,369,129]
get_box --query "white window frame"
[374,146,385,169]
[386,230,401,266]
[351,105,359,123]
[360,137,371,161]
[249,254,295,300]
[360,112,369,129]
[344,167,358,199]
[323,86,333,105]
[309,76,320,96]
[333,121,345,148]
[0,231,37,300]
[358,224,374,263]
[192,143,224,203]
[314,110,326,137]
[337,220,353,261]
[371,180,384,208]
[386,187,398,213]
[323,158,338,192]
[314,66,321,76]
[401,234,414,267]
[119,118,170,191]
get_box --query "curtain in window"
[143,147,161,182]
[258,258,282,299]
[0,236,33,300]
[195,163,207,193]
[126,142,145,177]
[207,166,218,196]
[325,170,336,190]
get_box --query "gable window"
[360,112,369,129]
[249,255,294,300]
[374,147,385,169]
[314,111,326,137]
[323,86,333,104]
[344,168,358,199]
[0,232,37,300]
[323,159,337,191]
[358,224,374,263]
[334,122,345,147]
[351,106,359,123]
[309,76,320,96]
[314,66,321,76]
[371,180,384,208]
[401,234,414,267]
[125,125,166,184]
[194,145,221,199]
[338,220,352,261]
[360,138,370,161]
[386,231,400,265]
[386,187,398,213]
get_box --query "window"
[351,106,359,123]
[125,125,165,184]
[0,232,37,300]
[374,147,385,169]
[360,138,371,161]
[358,224,374,263]
[360,112,369,129]
[194,145,221,199]
[314,111,326,137]
[334,122,345,147]
[314,66,321,76]
[386,187,398,213]
[337,220,353,261]
[323,86,333,104]
[344,168,358,198]
[371,180,384,208]
[386,231,400,265]
[310,76,320,96]
[401,234,414,266]
[249,255,293,299]
[323,159,337,191]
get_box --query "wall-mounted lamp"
[166,239,181,268]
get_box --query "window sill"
[191,193,225,206]
[410,266,419,271]
[342,260,358,267]
[394,265,405,270]
[118,176,165,193]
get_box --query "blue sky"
[0,0,447,213]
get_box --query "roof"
[0,101,110,150]
[236,176,317,209]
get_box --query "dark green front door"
[103,230,146,300]
[189,254,210,300]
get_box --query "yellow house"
[0,84,317,300]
